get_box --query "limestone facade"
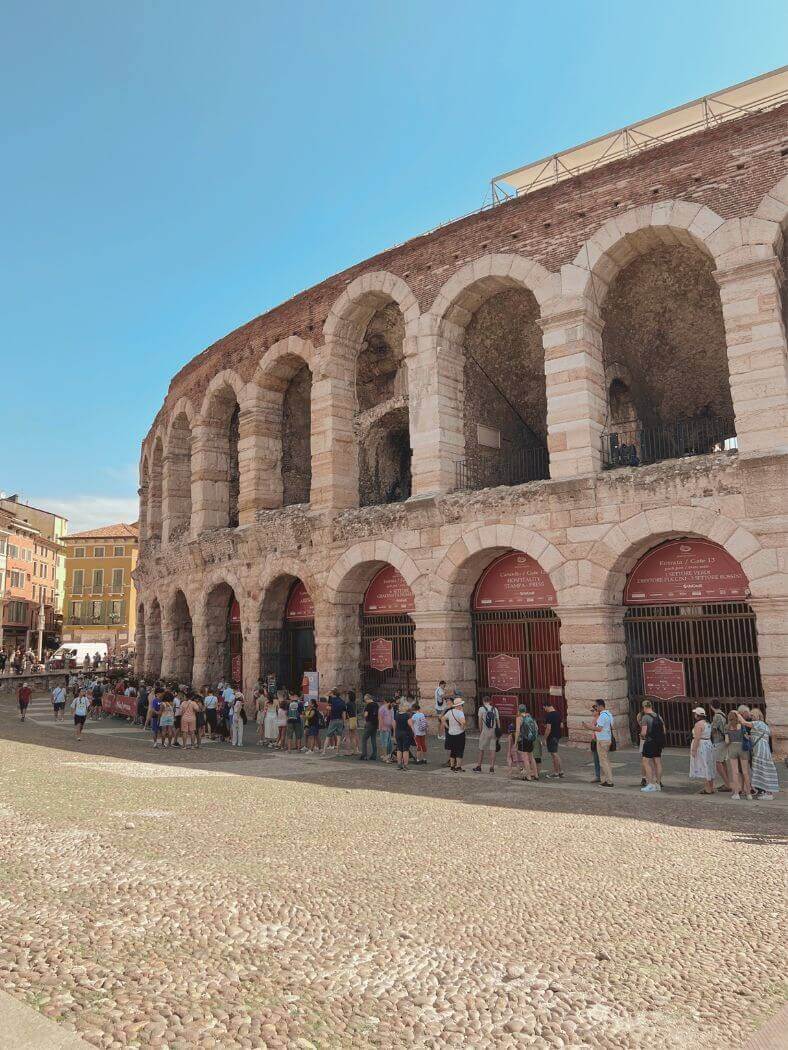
[135,104,788,752]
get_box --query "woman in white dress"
[263,697,279,747]
[689,706,715,794]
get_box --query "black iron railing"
[454,445,549,493]
[603,416,737,470]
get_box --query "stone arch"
[202,576,244,687]
[258,557,322,619]
[587,508,774,606]
[325,540,423,606]
[252,337,315,508]
[321,272,419,509]
[426,255,557,492]
[198,370,244,529]
[257,559,321,692]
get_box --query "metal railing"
[602,416,737,470]
[453,445,549,493]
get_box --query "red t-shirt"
[18,686,32,705]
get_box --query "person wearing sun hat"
[689,706,716,794]
[445,694,466,772]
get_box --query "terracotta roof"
[67,523,139,540]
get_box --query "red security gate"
[228,599,243,687]
[471,551,565,733]
[360,565,416,699]
[624,539,764,747]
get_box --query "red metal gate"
[360,612,416,699]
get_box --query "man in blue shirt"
[583,699,615,787]
[322,690,346,754]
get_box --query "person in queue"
[322,689,346,754]
[394,698,413,771]
[709,700,731,792]
[639,700,665,793]
[582,700,614,787]
[542,700,563,779]
[514,705,539,782]
[444,695,466,772]
[303,698,321,752]
[734,707,778,800]
[378,697,395,762]
[473,696,500,774]
[343,689,359,756]
[725,708,751,800]
[689,706,715,795]
[359,693,379,761]
[410,700,428,764]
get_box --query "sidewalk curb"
[0,991,92,1049]
[738,1004,788,1050]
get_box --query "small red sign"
[490,694,518,727]
[369,637,394,672]
[229,599,241,624]
[113,695,137,719]
[473,551,557,611]
[487,653,522,692]
[363,565,415,614]
[625,539,749,605]
[285,581,315,621]
[643,658,686,700]
[231,652,243,686]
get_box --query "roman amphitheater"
[135,73,788,753]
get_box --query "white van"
[51,642,109,670]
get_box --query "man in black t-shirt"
[543,701,563,779]
[359,694,379,761]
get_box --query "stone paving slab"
[0,990,91,1050]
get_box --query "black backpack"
[648,714,665,747]
[483,705,497,730]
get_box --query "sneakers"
[730,792,741,800]
[640,783,660,792]
[756,792,775,801]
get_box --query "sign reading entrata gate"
[487,653,522,691]
[473,552,557,610]
[369,637,394,671]
[624,539,750,604]
[643,658,686,700]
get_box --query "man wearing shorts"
[640,700,665,792]
[203,688,218,739]
[71,689,90,740]
[543,701,563,778]
[17,681,32,722]
[286,695,303,752]
[52,682,67,722]
[322,690,346,754]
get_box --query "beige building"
[62,524,139,652]
[134,71,788,753]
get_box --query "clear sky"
[2,0,786,530]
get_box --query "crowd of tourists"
[11,670,781,799]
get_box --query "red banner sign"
[101,693,137,718]
[473,551,557,611]
[229,599,241,623]
[363,565,415,614]
[286,581,315,621]
[369,637,394,671]
[624,539,749,605]
[643,658,686,700]
[487,653,522,691]
[490,694,518,727]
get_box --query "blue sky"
[2,0,786,530]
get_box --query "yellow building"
[61,523,139,653]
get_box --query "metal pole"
[37,591,45,662]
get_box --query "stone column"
[750,596,788,758]
[315,603,359,694]
[191,611,210,692]
[411,611,473,714]
[408,317,465,497]
[714,256,788,455]
[134,614,146,678]
[310,335,358,513]
[539,301,606,478]
[238,400,280,522]
[144,616,163,681]
[159,610,177,682]
[137,485,148,548]
[242,610,261,700]
[191,421,229,534]
[558,605,628,743]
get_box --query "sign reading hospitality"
[643,658,686,700]
[363,565,415,614]
[490,694,518,726]
[472,551,557,610]
[285,580,315,621]
[487,653,522,691]
[624,539,749,605]
[369,637,394,671]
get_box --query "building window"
[71,600,82,621]
[8,543,18,558]
[74,547,84,558]
[109,599,123,624]
[111,568,123,592]
[93,546,105,558]
[90,600,103,622]
[72,569,84,594]
[113,545,125,557]
[92,569,103,592]
[0,538,5,555]
[10,570,24,588]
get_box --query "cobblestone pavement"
[0,699,785,1049]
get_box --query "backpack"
[483,705,497,730]
[519,715,537,746]
[648,713,665,747]
[287,700,300,721]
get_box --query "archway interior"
[622,537,763,747]
[462,287,549,489]
[136,604,146,672]
[167,413,192,540]
[359,564,416,699]
[356,303,412,506]
[170,590,194,685]
[206,385,241,529]
[471,551,564,732]
[282,365,312,507]
[205,583,242,687]
[147,600,162,679]
[259,577,316,693]
[601,244,735,466]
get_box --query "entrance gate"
[228,599,243,687]
[471,552,565,732]
[624,539,764,747]
[360,565,416,699]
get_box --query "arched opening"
[458,287,549,491]
[139,457,150,544]
[259,578,316,693]
[148,439,164,542]
[623,538,764,746]
[169,589,194,685]
[147,599,162,679]
[204,384,241,529]
[356,303,411,506]
[136,603,146,675]
[282,364,312,506]
[204,583,242,687]
[165,412,192,541]
[360,565,416,698]
[471,551,564,732]
[601,243,736,468]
